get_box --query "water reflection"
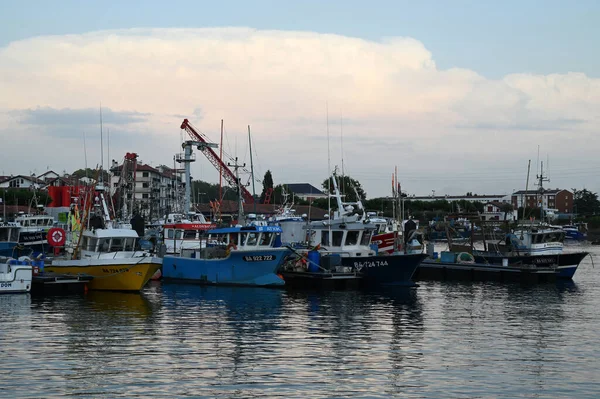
[1,248,599,398]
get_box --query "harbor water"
[1,245,599,398]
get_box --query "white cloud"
[0,28,598,197]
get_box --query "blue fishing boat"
[562,224,587,241]
[161,225,291,286]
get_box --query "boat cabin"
[79,228,141,259]
[307,220,376,257]
[0,223,20,243]
[207,225,282,250]
[509,225,565,255]
[15,214,54,229]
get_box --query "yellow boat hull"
[46,257,162,291]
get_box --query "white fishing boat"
[0,257,33,293]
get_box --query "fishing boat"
[418,162,588,281]
[161,212,216,255]
[0,257,33,293]
[45,188,162,291]
[562,223,587,241]
[280,173,427,288]
[161,225,290,286]
[14,213,54,253]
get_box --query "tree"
[321,175,366,204]
[573,189,600,216]
[1,188,50,207]
[72,168,109,182]
[259,170,274,204]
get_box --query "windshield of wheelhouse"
[360,230,373,246]
[258,232,274,247]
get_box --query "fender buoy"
[47,227,66,247]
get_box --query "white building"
[0,175,42,189]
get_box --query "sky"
[1,1,599,199]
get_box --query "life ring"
[47,227,66,247]
[456,252,475,264]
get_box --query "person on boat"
[89,211,105,230]
[225,234,237,256]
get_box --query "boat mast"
[537,161,549,223]
[99,103,104,186]
[219,119,224,223]
[521,160,531,226]
[228,157,246,225]
[248,125,257,214]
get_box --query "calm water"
[1,245,600,398]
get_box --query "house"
[481,201,517,221]
[285,183,328,201]
[37,170,60,183]
[407,194,510,203]
[0,175,43,189]
[511,189,573,215]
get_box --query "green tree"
[1,189,50,207]
[259,170,274,204]
[72,168,109,182]
[321,175,366,204]
[573,189,600,216]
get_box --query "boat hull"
[371,232,396,254]
[46,257,162,291]
[472,252,588,280]
[0,263,33,293]
[161,248,290,287]
[0,241,19,257]
[342,253,428,287]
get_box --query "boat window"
[124,238,135,251]
[246,232,258,246]
[360,231,372,246]
[345,231,360,245]
[259,232,273,246]
[0,229,7,241]
[110,238,124,252]
[229,233,239,246]
[176,230,184,240]
[183,230,197,239]
[96,238,110,252]
[332,231,343,247]
[321,231,329,246]
[166,229,174,239]
[532,234,542,244]
[86,237,97,251]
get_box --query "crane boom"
[180,119,254,204]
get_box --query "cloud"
[11,106,148,126]
[0,28,599,197]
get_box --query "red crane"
[180,119,255,204]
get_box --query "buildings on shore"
[0,164,576,222]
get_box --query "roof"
[135,164,160,173]
[512,189,571,195]
[85,228,139,238]
[285,183,325,196]
[37,170,59,179]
